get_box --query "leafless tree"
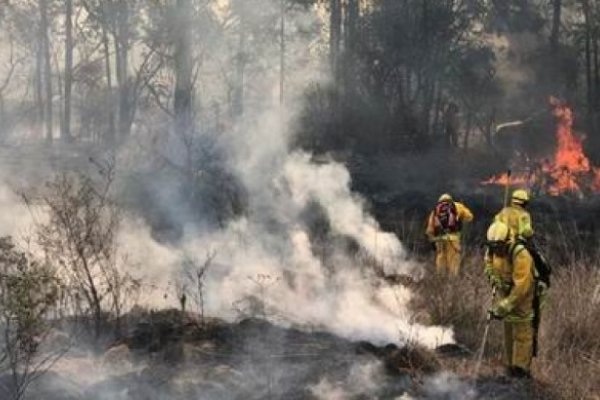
[37,163,138,341]
[180,251,216,327]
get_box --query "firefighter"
[485,221,542,378]
[494,189,533,241]
[425,193,474,276]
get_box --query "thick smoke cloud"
[0,0,451,351]
[118,145,451,347]
[115,77,451,347]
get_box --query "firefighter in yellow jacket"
[494,189,533,241]
[425,194,474,276]
[485,221,541,378]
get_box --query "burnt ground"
[0,150,579,399]
[15,310,555,400]
[346,153,600,263]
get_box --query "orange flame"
[483,97,600,196]
[482,174,532,186]
[550,97,589,171]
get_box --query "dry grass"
[409,253,504,355]
[535,262,600,399]
[410,253,600,399]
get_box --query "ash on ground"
[12,310,550,400]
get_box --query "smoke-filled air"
[0,1,599,399]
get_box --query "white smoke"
[0,0,453,351]
[0,183,44,241]
[309,361,479,400]
[309,360,384,400]
[121,203,451,347]
[422,372,478,399]
[109,0,453,348]
[483,32,541,96]
[283,152,407,272]
[117,106,453,347]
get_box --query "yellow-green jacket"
[484,243,535,322]
[494,205,533,240]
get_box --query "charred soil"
[20,308,565,400]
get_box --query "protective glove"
[484,265,505,290]
[484,265,514,292]
[489,298,512,320]
[487,308,504,320]
[488,307,505,321]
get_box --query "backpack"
[433,201,461,235]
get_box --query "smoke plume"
[0,0,452,354]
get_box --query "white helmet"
[487,221,510,243]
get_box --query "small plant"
[232,274,281,321]
[0,237,65,400]
[247,274,281,320]
[179,251,216,327]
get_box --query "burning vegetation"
[484,97,600,196]
[1,1,600,400]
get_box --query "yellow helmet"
[486,221,510,243]
[511,189,530,205]
[438,193,453,203]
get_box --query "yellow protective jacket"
[426,202,473,241]
[484,243,535,322]
[494,205,533,240]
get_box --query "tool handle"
[502,169,512,208]
[487,287,498,321]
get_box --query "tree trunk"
[232,11,245,117]
[343,0,359,99]
[423,79,435,139]
[593,24,600,157]
[63,0,74,142]
[35,45,44,130]
[39,0,53,143]
[550,0,562,52]
[279,0,285,105]
[101,4,116,145]
[463,111,473,149]
[345,0,359,51]
[432,83,442,139]
[174,0,194,135]
[582,0,593,127]
[56,52,65,140]
[329,0,341,80]
[115,0,131,139]
[0,95,5,138]
[594,30,599,112]
[329,0,342,118]
[485,108,496,151]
